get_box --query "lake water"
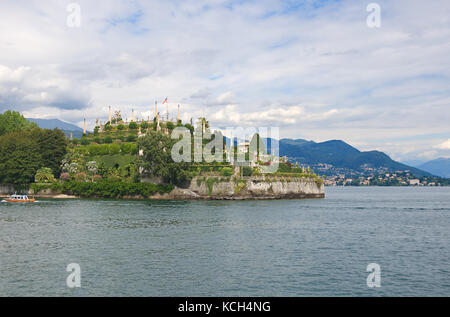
[1,187,449,297]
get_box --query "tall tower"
[131,109,135,122]
[83,118,86,135]
[154,101,158,119]
[177,104,180,122]
[109,106,111,123]
[156,113,161,131]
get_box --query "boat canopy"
[11,195,29,200]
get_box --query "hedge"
[87,143,137,156]
[62,181,173,198]
[32,181,173,198]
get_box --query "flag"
[162,97,168,104]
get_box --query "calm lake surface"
[1,187,449,297]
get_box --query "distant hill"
[27,118,84,139]
[273,138,431,177]
[418,158,450,178]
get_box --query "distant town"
[323,170,450,187]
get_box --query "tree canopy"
[0,110,38,136]
[137,131,192,186]
[0,126,68,185]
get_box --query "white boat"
[2,194,36,203]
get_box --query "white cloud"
[0,0,449,162]
[216,91,234,104]
[434,139,450,150]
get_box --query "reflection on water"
[1,187,450,296]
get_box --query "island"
[0,109,325,200]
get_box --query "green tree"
[36,128,68,177]
[0,130,42,184]
[184,123,194,134]
[86,161,98,176]
[166,122,175,131]
[137,132,191,186]
[140,122,149,129]
[0,110,38,136]
[35,167,56,183]
[128,122,138,130]
[80,136,90,145]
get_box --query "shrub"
[140,122,149,129]
[126,134,137,142]
[30,183,63,194]
[220,167,233,177]
[166,122,175,131]
[104,124,112,131]
[128,122,138,130]
[74,172,87,182]
[117,124,125,130]
[121,143,138,155]
[80,137,90,145]
[61,181,173,198]
[88,144,109,156]
[104,136,113,144]
[242,166,252,177]
[108,143,121,155]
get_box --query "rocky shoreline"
[1,176,325,200]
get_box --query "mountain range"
[27,118,84,139]
[27,118,441,178]
[417,158,450,178]
[273,138,432,177]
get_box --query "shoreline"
[1,193,325,201]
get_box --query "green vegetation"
[35,167,56,183]
[0,109,328,199]
[0,123,67,184]
[31,181,173,198]
[137,131,193,186]
[220,167,233,176]
[234,178,247,195]
[0,110,38,136]
[128,121,138,130]
[206,177,219,196]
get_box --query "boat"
[2,194,36,203]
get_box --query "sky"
[0,0,449,164]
